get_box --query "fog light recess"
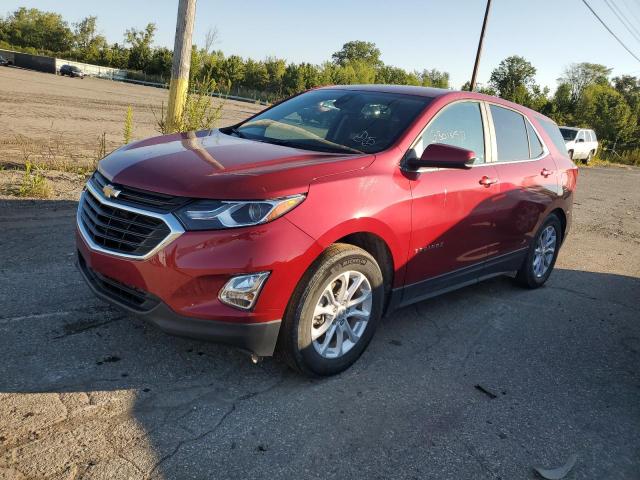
[219,272,270,310]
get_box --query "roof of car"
[317,84,451,98]
[560,125,593,132]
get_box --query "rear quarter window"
[537,117,569,158]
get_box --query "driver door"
[402,101,499,305]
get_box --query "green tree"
[558,63,611,103]
[548,82,576,125]
[376,65,420,85]
[148,47,172,79]
[125,23,156,71]
[0,7,73,52]
[264,57,286,94]
[220,55,245,86]
[461,81,496,95]
[419,69,450,88]
[282,63,306,95]
[332,40,382,67]
[243,59,269,91]
[612,75,640,144]
[576,84,634,145]
[489,55,538,105]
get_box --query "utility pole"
[166,0,197,132]
[470,0,492,91]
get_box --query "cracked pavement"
[0,167,639,479]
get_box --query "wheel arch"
[336,231,395,295]
[549,207,567,241]
[299,215,407,290]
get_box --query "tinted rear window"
[539,118,569,157]
[490,105,529,162]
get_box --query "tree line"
[1,7,638,163]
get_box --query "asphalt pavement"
[0,167,638,479]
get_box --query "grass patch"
[583,148,640,168]
[17,161,52,198]
[2,132,103,176]
[123,106,134,144]
[154,76,227,134]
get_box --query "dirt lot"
[0,68,639,480]
[0,67,263,199]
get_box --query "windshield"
[560,128,577,141]
[227,89,431,154]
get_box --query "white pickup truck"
[560,127,598,164]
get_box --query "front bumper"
[77,252,281,356]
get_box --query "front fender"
[286,165,412,289]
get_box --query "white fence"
[54,59,127,80]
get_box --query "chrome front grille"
[77,180,184,260]
[91,171,191,213]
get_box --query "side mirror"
[409,143,476,170]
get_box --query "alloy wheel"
[532,225,557,278]
[311,271,372,359]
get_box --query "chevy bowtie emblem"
[102,184,121,199]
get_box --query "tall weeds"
[18,161,52,198]
[154,76,228,134]
[123,106,134,144]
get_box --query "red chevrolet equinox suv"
[76,85,577,376]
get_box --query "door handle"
[540,168,554,178]
[479,175,498,187]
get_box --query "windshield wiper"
[228,126,247,138]
[260,138,364,155]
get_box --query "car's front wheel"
[278,243,385,376]
[515,214,562,288]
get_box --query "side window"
[525,120,544,158]
[538,117,569,157]
[576,131,585,142]
[490,105,530,162]
[417,102,485,164]
[591,130,597,141]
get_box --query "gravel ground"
[0,166,638,479]
[0,67,263,168]
[0,67,639,480]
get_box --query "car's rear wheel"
[584,151,593,164]
[515,214,562,288]
[278,243,384,376]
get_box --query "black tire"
[568,150,574,161]
[584,151,593,164]
[515,214,562,289]
[278,243,385,376]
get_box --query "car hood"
[99,130,374,199]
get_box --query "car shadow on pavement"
[1,199,639,479]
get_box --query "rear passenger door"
[486,104,559,269]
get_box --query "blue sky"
[4,0,640,90]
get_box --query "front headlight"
[175,194,305,230]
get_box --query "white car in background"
[560,126,598,163]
